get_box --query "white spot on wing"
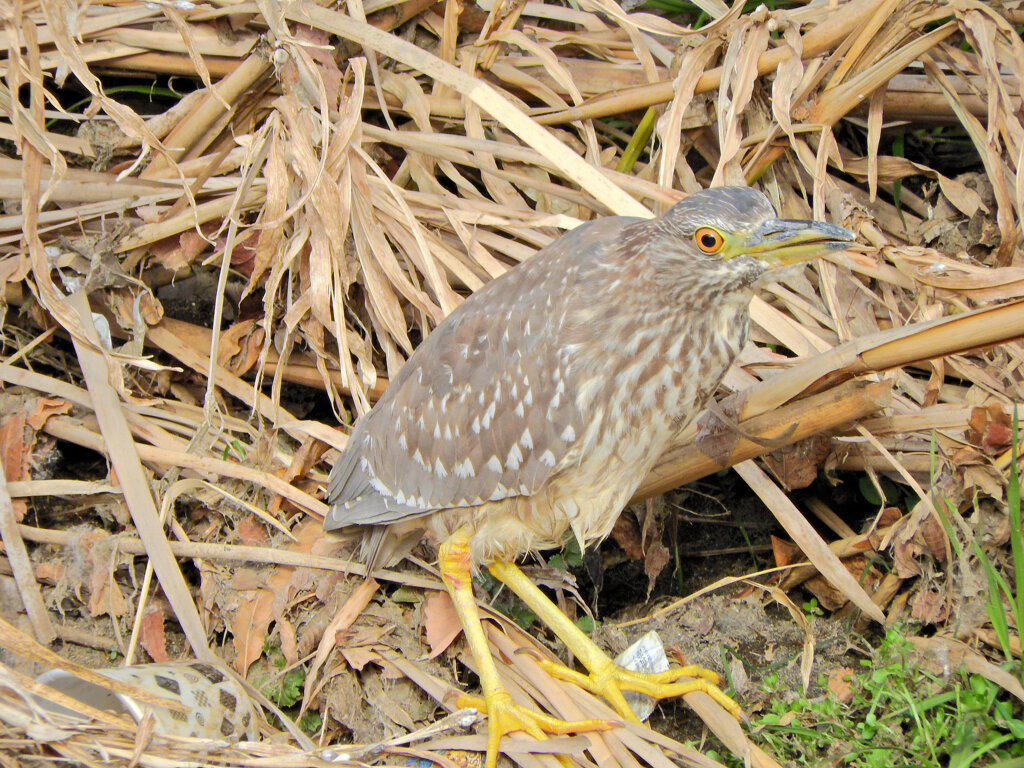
[540,449,556,466]
[434,458,447,477]
[505,443,523,470]
[454,458,475,478]
[481,401,497,430]
[486,455,502,473]
[472,416,481,434]
[520,428,533,450]
[560,425,576,442]
[514,401,525,417]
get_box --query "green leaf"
[859,476,883,505]
[389,585,420,603]
[575,614,595,633]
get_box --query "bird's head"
[652,186,854,291]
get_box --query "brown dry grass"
[0,0,1023,766]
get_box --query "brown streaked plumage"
[325,186,854,767]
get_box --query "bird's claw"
[456,690,612,768]
[534,657,744,722]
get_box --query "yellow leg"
[487,559,743,721]
[439,528,611,768]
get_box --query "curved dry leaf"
[714,13,770,186]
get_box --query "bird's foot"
[456,690,612,768]
[534,657,743,722]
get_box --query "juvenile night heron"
[325,186,854,765]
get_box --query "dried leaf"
[424,589,462,659]
[231,588,275,675]
[909,590,947,625]
[236,515,271,548]
[611,514,644,560]
[827,667,855,704]
[762,435,831,491]
[139,605,169,663]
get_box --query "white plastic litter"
[614,630,669,721]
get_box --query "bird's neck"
[560,239,754,415]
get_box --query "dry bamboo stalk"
[859,405,979,433]
[140,51,272,175]
[697,298,1024,436]
[810,23,958,127]
[0,157,177,201]
[37,41,146,72]
[0,192,181,241]
[833,454,934,473]
[637,379,888,500]
[95,51,241,78]
[100,27,257,58]
[804,299,1024,396]
[115,186,263,250]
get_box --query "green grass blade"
[1008,410,1023,651]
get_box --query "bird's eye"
[695,227,725,253]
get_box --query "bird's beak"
[739,218,855,266]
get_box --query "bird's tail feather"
[359,524,425,573]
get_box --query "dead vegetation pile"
[0,0,1023,766]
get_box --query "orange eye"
[695,227,725,253]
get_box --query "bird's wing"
[325,219,630,529]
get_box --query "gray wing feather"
[325,217,636,531]
[324,420,426,529]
